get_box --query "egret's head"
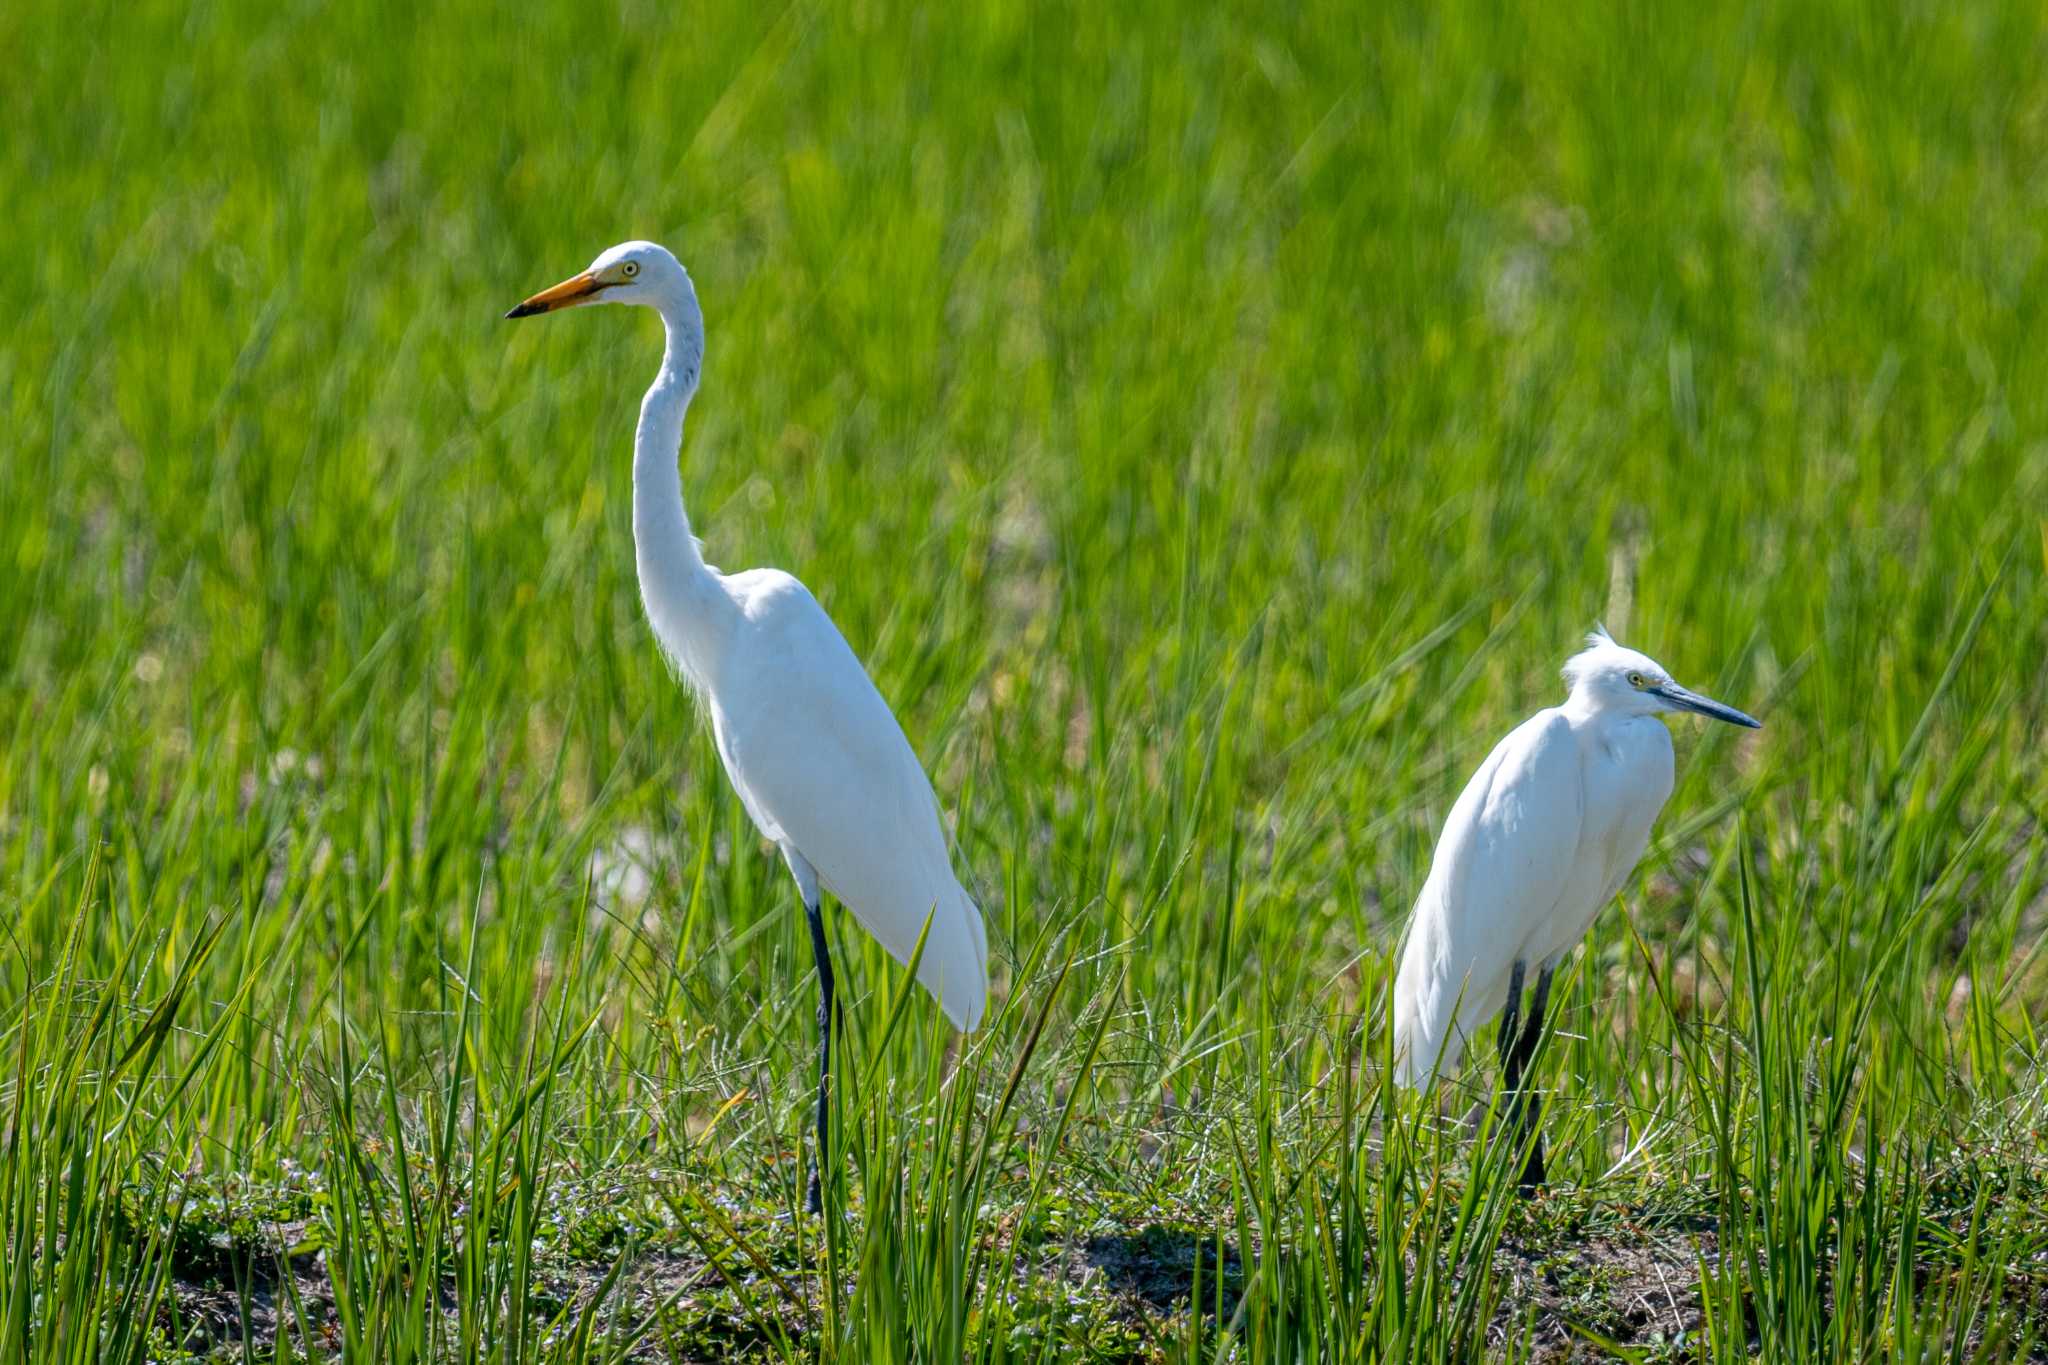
[1562,627,1761,729]
[505,240,687,318]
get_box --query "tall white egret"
[1392,628,1759,1191]
[506,242,989,1212]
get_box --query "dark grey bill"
[504,301,546,319]
[1655,682,1761,729]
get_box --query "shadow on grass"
[1077,1225,1245,1318]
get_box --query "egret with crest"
[506,242,989,1213]
[1392,628,1760,1191]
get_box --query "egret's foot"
[1461,1099,1490,1136]
[1516,1135,1547,1197]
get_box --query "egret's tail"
[913,878,989,1033]
[1391,933,1466,1088]
[824,864,988,1033]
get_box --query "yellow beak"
[505,270,605,319]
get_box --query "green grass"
[5,0,2048,1359]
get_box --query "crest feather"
[1563,624,1620,690]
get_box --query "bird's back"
[707,569,989,1030]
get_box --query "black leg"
[1510,965,1554,1196]
[1507,964,1552,1077]
[804,899,835,1215]
[1497,960,1528,1090]
[1467,960,1528,1134]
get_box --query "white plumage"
[1393,630,1759,1091]
[708,567,987,1028]
[508,242,987,1211]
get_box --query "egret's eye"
[1627,672,1647,688]
[622,261,639,277]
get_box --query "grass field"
[6,0,2048,1358]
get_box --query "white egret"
[1391,628,1759,1191]
[507,242,989,1212]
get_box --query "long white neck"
[633,283,732,687]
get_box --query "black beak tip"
[505,302,541,320]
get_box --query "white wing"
[706,570,988,1030]
[1393,709,1584,1085]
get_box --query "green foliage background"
[3,0,2045,1358]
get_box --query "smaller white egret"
[1392,628,1759,1192]
[506,242,989,1213]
